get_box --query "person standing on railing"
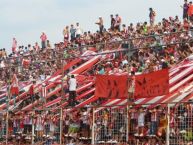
[68,75,77,107]
[12,37,17,53]
[75,23,83,38]
[70,24,76,42]
[114,14,122,32]
[95,16,104,35]
[181,0,189,20]
[149,8,156,26]
[40,32,47,49]
[63,26,70,42]
[188,1,193,22]
[110,14,116,31]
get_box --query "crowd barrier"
[93,102,193,145]
[0,101,193,145]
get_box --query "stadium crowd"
[0,0,193,144]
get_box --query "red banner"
[95,75,128,99]
[134,69,169,99]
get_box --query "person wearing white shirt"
[137,108,146,136]
[76,23,83,38]
[68,75,77,107]
[67,139,75,145]
[122,59,128,66]
[0,60,5,68]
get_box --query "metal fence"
[0,112,6,143]
[0,102,193,145]
[169,102,193,145]
[0,109,62,145]
[93,108,127,144]
[93,102,193,145]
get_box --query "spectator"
[40,32,47,49]
[63,26,69,41]
[149,108,158,136]
[182,0,189,19]
[188,1,193,21]
[137,108,146,136]
[2,48,7,59]
[46,40,52,49]
[34,42,40,52]
[0,60,5,68]
[149,8,156,26]
[70,24,76,42]
[122,24,128,37]
[68,75,77,107]
[76,23,83,38]
[12,37,17,53]
[110,14,115,30]
[95,16,104,34]
[28,44,33,53]
[114,14,122,31]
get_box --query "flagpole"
[91,108,95,145]
[6,106,9,145]
[126,41,132,144]
[31,82,35,145]
[32,111,35,145]
[6,74,11,145]
[166,103,170,145]
[60,59,65,145]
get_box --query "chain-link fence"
[169,102,193,145]
[0,112,6,143]
[93,107,127,144]
[0,109,62,145]
[0,102,193,144]
[93,102,193,145]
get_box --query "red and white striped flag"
[42,84,47,98]
[10,74,19,95]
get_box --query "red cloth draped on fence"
[134,69,169,99]
[95,75,128,98]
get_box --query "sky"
[0,0,183,53]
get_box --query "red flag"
[10,74,19,95]
[22,59,30,68]
[95,75,128,98]
[134,69,169,99]
[28,84,34,96]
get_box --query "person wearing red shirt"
[40,32,47,49]
[12,37,17,53]
[188,1,193,21]
[183,18,190,30]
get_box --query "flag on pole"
[10,74,19,95]
[10,74,19,107]
[42,83,47,102]
[29,84,34,96]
